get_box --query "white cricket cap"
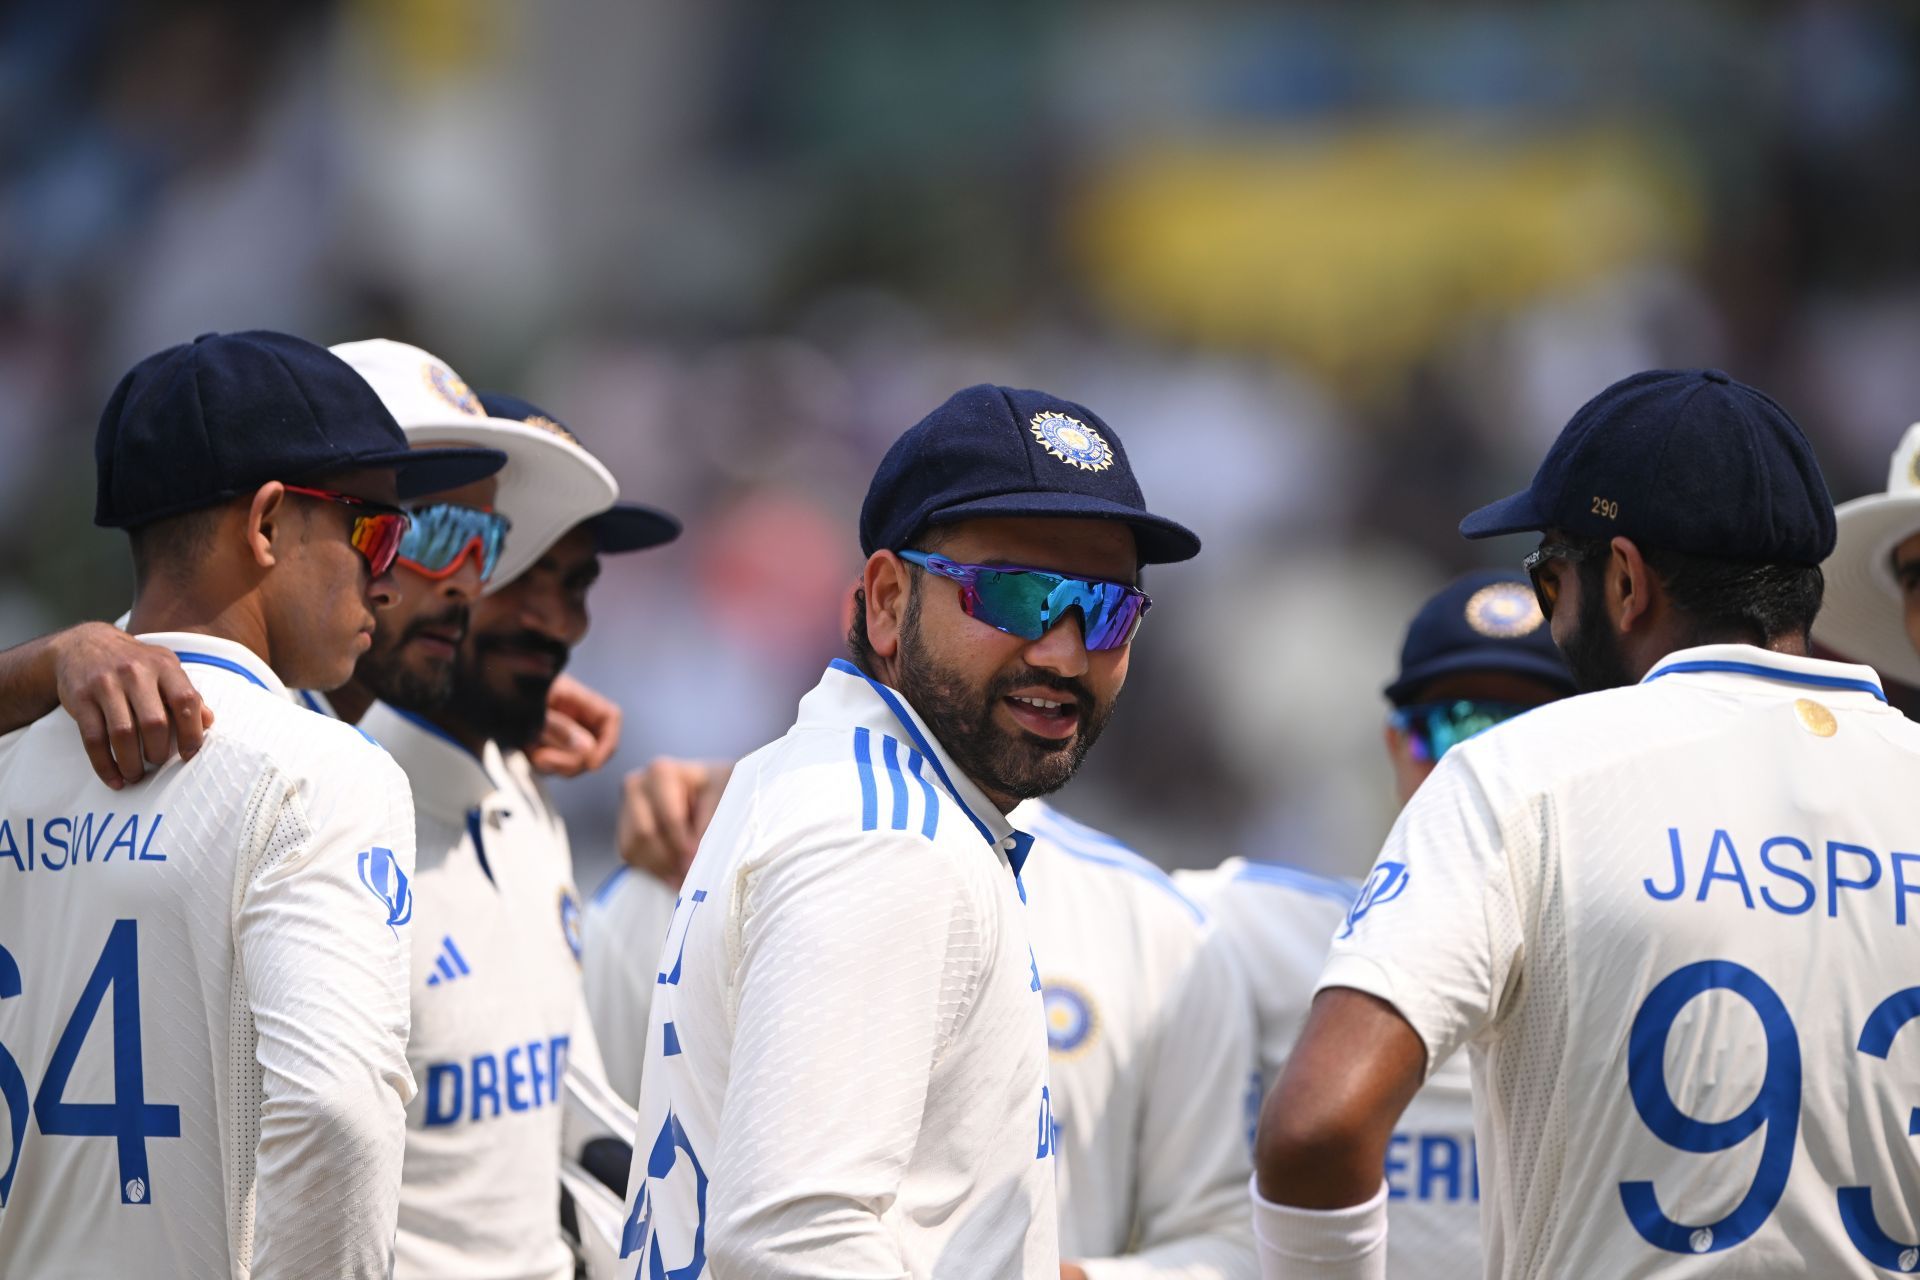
[330,339,618,593]
[1815,422,1920,685]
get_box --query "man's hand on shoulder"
[530,673,622,777]
[52,623,213,789]
[618,756,734,887]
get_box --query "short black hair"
[127,505,224,589]
[845,529,954,675]
[1568,533,1824,646]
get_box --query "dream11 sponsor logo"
[1339,861,1410,939]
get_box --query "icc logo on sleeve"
[1339,861,1410,938]
[358,847,413,933]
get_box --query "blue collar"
[176,651,268,689]
[1643,657,1887,703]
[826,658,1033,877]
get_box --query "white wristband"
[1250,1176,1389,1280]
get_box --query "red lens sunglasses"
[280,484,413,577]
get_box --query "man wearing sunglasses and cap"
[589,751,1260,1275]
[1252,369,1920,1278]
[615,385,1199,1278]
[1180,572,1572,1280]
[0,330,507,1278]
[0,340,660,1278]
[317,348,676,1280]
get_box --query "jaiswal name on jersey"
[0,633,416,1280]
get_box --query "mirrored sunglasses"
[397,503,512,582]
[1389,699,1530,764]
[280,483,411,577]
[897,550,1150,651]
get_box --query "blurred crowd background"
[6,0,1920,887]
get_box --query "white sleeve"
[581,874,666,1108]
[237,752,416,1280]
[562,985,639,1161]
[709,828,985,1279]
[1080,925,1259,1280]
[1314,752,1526,1074]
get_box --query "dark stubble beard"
[892,585,1118,805]
[446,627,572,750]
[1559,578,1636,693]
[358,602,469,714]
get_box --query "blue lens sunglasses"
[398,504,512,583]
[897,550,1151,651]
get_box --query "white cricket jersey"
[493,745,641,1220]
[1178,860,1481,1279]
[1321,644,1920,1278]
[583,802,1254,1279]
[618,659,1058,1279]
[1018,801,1258,1280]
[581,865,679,1106]
[359,703,634,1280]
[0,633,416,1279]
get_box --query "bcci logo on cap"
[1465,582,1543,639]
[1339,861,1409,939]
[1030,412,1114,472]
[423,362,481,416]
[358,846,413,933]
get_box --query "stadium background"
[3,0,1919,888]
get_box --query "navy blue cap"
[1460,368,1835,564]
[1384,570,1576,705]
[859,384,1199,564]
[477,391,682,553]
[95,331,506,529]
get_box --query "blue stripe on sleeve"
[882,735,910,831]
[854,726,878,831]
[907,750,941,840]
[830,659,995,848]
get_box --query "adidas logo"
[424,935,472,987]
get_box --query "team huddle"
[0,332,1914,1279]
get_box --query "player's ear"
[863,550,911,661]
[1611,536,1653,632]
[245,481,287,570]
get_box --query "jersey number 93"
[1623,959,1919,1270]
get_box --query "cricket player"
[1814,421,1920,687]
[0,331,505,1277]
[1179,571,1573,1279]
[0,340,647,1274]
[1253,368,1920,1278]
[617,385,1200,1278]
[587,779,1259,1279]
[320,352,676,1280]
